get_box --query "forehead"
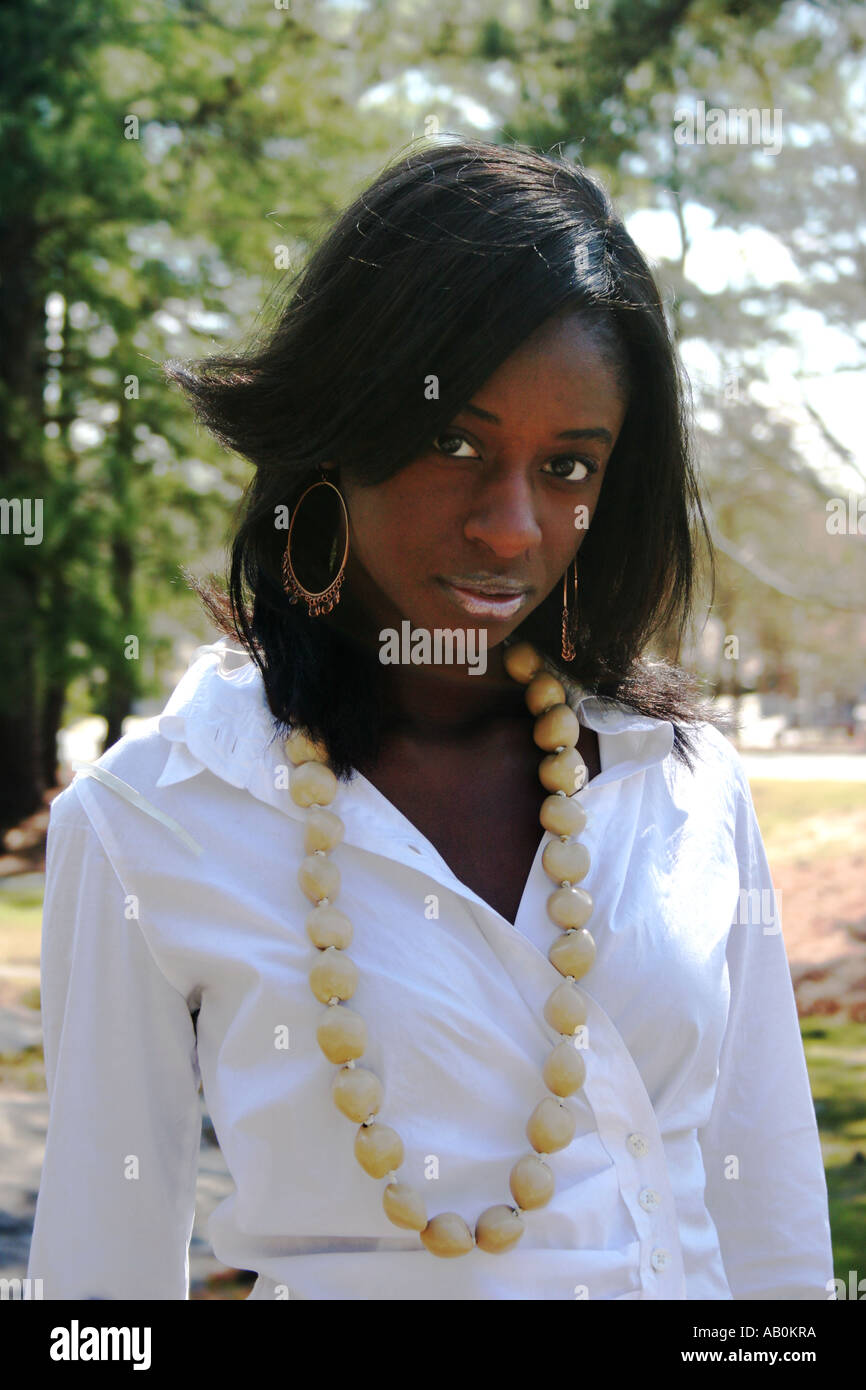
[467,310,628,421]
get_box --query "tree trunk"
[0,209,46,828]
[0,603,43,828]
[98,423,137,755]
[40,680,66,791]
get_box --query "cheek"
[346,492,432,582]
[346,489,398,547]
[551,483,599,541]
[349,473,450,553]
[583,472,608,520]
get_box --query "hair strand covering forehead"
[164,135,715,780]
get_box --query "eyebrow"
[459,402,613,445]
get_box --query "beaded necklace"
[286,639,594,1257]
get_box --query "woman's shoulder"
[50,719,172,828]
[679,717,748,780]
[664,716,756,837]
[50,637,276,849]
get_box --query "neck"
[321,565,531,742]
[377,643,528,742]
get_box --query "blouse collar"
[154,636,675,795]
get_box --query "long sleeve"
[27,783,203,1300]
[697,771,834,1299]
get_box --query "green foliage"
[1,0,863,786]
[475,19,520,62]
[0,0,399,760]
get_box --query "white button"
[626,1132,649,1156]
[639,1187,660,1212]
[651,1247,671,1271]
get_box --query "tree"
[0,0,397,826]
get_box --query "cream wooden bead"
[542,839,591,885]
[549,927,596,980]
[543,980,588,1035]
[538,747,587,794]
[383,1182,428,1232]
[354,1122,404,1179]
[543,1039,587,1097]
[547,885,593,928]
[533,703,580,752]
[526,1096,576,1154]
[304,807,345,853]
[525,672,566,716]
[290,760,338,808]
[306,902,353,950]
[502,641,544,685]
[297,631,608,1260]
[475,1204,525,1254]
[316,1005,366,1063]
[298,853,340,905]
[332,1064,383,1122]
[309,946,358,1003]
[285,728,330,765]
[509,1153,555,1210]
[539,793,587,838]
[420,1212,475,1257]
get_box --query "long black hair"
[164,136,715,781]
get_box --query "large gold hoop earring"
[561,556,578,662]
[281,475,349,617]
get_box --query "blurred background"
[0,0,863,1298]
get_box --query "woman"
[28,138,833,1300]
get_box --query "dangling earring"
[281,468,349,617]
[561,556,578,662]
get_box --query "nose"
[462,467,543,558]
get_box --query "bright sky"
[357,68,865,495]
[626,205,866,492]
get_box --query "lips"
[437,579,530,619]
[457,585,522,597]
[440,575,531,596]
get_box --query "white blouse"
[27,637,834,1300]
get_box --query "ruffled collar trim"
[154,636,675,792]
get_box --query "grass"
[191,1269,258,1299]
[750,782,866,1279]
[0,1043,45,1091]
[801,1017,866,1283]
[0,875,44,966]
[750,779,866,844]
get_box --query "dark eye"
[543,457,598,482]
[432,432,479,459]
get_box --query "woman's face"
[327,310,628,656]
